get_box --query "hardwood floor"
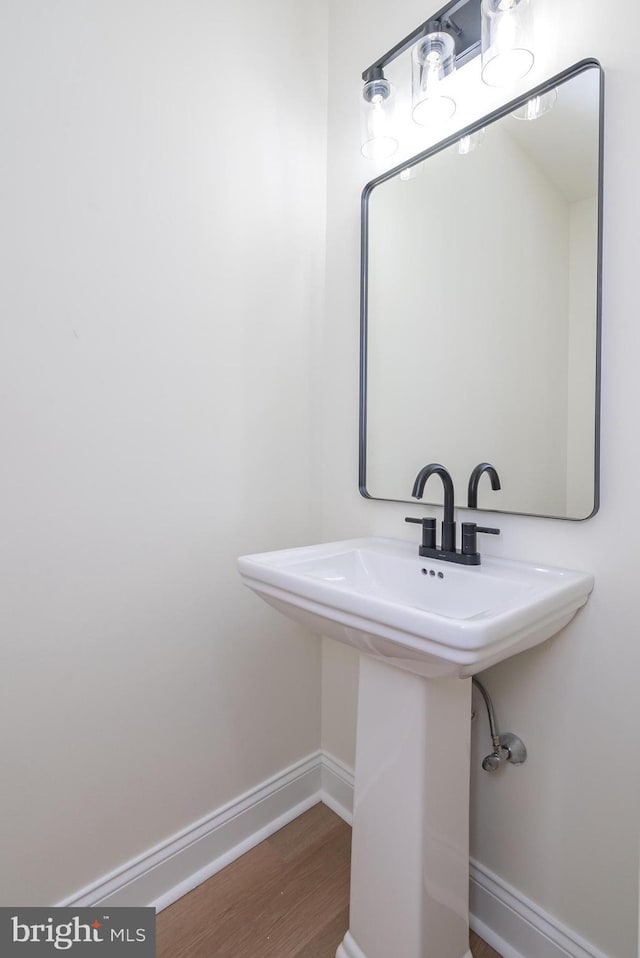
[469,931,502,958]
[157,803,501,958]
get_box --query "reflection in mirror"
[361,62,602,519]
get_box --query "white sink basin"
[238,536,594,677]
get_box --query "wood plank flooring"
[469,931,502,958]
[157,803,501,958]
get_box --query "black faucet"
[406,462,501,565]
[467,462,501,509]
[411,463,456,552]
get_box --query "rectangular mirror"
[360,60,603,519]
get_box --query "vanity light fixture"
[412,24,457,126]
[481,0,534,87]
[512,86,557,119]
[360,0,536,158]
[399,162,424,180]
[360,67,399,159]
[450,127,486,153]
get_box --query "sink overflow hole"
[421,568,444,579]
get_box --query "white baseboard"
[336,931,368,958]
[321,751,354,825]
[336,931,472,958]
[57,751,326,911]
[469,860,610,958]
[56,751,606,958]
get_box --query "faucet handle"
[405,516,437,550]
[461,522,500,558]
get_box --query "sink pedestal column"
[337,656,472,958]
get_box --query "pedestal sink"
[237,537,594,958]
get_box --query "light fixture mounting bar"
[362,0,482,81]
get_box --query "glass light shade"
[399,162,424,181]
[360,78,399,160]
[512,87,558,120]
[450,128,486,154]
[481,0,534,88]
[412,32,457,127]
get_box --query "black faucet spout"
[412,463,456,553]
[467,462,501,509]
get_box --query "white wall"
[322,0,640,956]
[0,0,327,905]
